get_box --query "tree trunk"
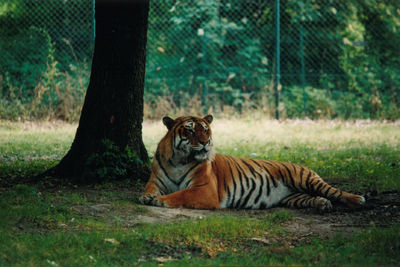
[45,0,150,182]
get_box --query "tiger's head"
[161,115,214,163]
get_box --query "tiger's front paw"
[152,196,167,207]
[139,194,156,205]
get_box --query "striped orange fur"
[140,115,365,211]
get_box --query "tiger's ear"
[203,114,213,124]
[162,116,175,130]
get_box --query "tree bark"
[44,0,150,182]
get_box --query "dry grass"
[2,118,398,156]
[142,118,400,156]
[144,94,205,119]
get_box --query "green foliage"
[1,0,400,120]
[146,0,272,103]
[83,139,148,182]
[0,26,52,94]
[0,0,92,67]
[0,0,91,121]
[0,58,89,121]
[144,0,399,119]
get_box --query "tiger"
[139,115,365,211]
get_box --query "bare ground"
[70,186,400,238]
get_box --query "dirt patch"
[131,206,214,224]
[68,187,400,237]
[135,191,400,237]
[71,204,112,217]
[281,190,400,237]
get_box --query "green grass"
[164,225,400,266]
[143,212,289,249]
[1,119,400,265]
[1,185,399,266]
[0,121,75,182]
[0,183,399,266]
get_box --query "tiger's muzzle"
[191,142,213,162]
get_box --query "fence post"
[274,0,280,120]
[299,23,306,117]
[92,0,96,41]
[198,28,207,114]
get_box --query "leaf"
[46,260,59,266]
[104,238,120,245]
[226,73,236,83]
[251,237,272,245]
[155,256,175,263]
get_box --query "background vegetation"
[1,0,399,121]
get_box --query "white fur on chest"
[158,163,198,193]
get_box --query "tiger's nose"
[199,140,208,145]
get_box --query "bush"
[0,58,89,121]
[0,26,53,98]
[82,139,149,183]
[279,86,399,120]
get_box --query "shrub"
[82,139,150,183]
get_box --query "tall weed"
[0,56,89,122]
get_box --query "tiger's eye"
[185,128,194,134]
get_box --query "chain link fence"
[146,0,272,113]
[0,0,93,120]
[0,0,93,89]
[146,0,400,119]
[1,0,399,120]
